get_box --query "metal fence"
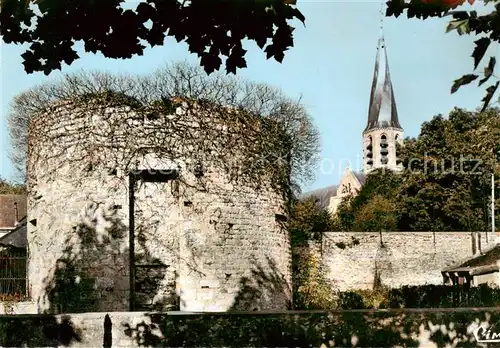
[0,248,27,296]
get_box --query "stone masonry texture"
[26,97,292,313]
[320,232,496,291]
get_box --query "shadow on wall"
[41,203,129,314]
[0,308,497,347]
[0,315,81,347]
[123,256,292,345]
[121,308,493,347]
[41,202,174,314]
[116,253,491,347]
[230,256,292,311]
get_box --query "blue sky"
[1,1,498,191]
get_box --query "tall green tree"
[335,108,499,232]
[353,195,398,232]
[397,107,500,231]
[333,195,356,231]
[288,197,334,246]
[334,169,402,231]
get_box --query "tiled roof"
[353,172,366,185]
[300,185,338,210]
[0,216,27,249]
[442,244,500,275]
[0,195,27,228]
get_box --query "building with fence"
[0,195,26,237]
[0,196,27,300]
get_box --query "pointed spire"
[365,2,402,132]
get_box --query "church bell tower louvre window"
[365,136,374,168]
[380,134,389,165]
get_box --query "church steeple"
[362,4,403,174]
[364,7,402,133]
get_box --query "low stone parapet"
[0,308,498,347]
[0,301,37,315]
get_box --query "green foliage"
[334,170,401,232]
[338,284,500,309]
[337,107,500,232]
[397,108,500,231]
[336,291,367,309]
[333,194,355,231]
[353,195,398,232]
[337,286,390,309]
[287,197,334,247]
[386,0,500,110]
[293,249,336,310]
[0,0,305,75]
[288,198,336,309]
[0,177,26,195]
[350,169,402,212]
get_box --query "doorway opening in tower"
[128,169,180,312]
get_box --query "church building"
[303,23,404,215]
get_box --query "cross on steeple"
[379,1,384,34]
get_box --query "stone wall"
[0,301,37,315]
[320,232,497,291]
[27,96,292,313]
[0,309,498,347]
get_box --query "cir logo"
[473,322,500,343]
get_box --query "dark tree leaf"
[449,11,470,20]
[480,81,499,112]
[200,53,222,75]
[451,74,478,94]
[274,50,285,63]
[291,7,306,23]
[445,19,469,34]
[472,37,490,70]
[385,0,499,125]
[1,0,305,75]
[265,45,275,60]
[479,56,496,86]
[255,36,267,49]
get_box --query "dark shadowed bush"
[338,284,500,309]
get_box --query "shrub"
[336,291,366,309]
[336,284,500,310]
[293,249,335,309]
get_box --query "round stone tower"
[27,95,292,313]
